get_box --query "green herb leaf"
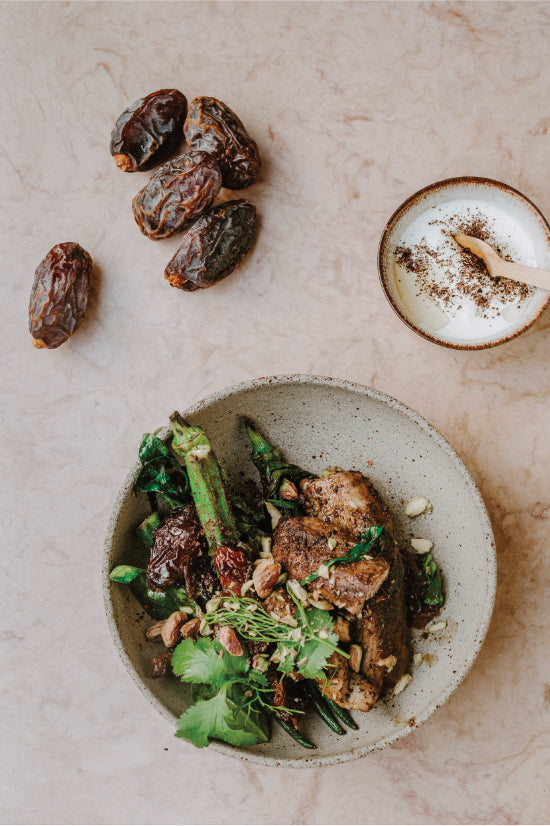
[265,498,302,517]
[175,683,270,748]
[301,525,385,585]
[171,638,249,688]
[133,432,190,509]
[272,606,340,681]
[420,552,444,608]
[138,433,173,464]
[109,565,142,584]
[110,565,192,620]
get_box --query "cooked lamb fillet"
[300,471,409,689]
[319,652,379,712]
[272,516,390,615]
[147,505,218,599]
[300,471,394,535]
[353,535,409,690]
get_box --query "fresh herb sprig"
[172,638,300,748]
[201,584,347,681]
[301,525,385,585]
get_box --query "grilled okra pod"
[136,512,162,548]
[170,413,239,553]
[244,418,313,499]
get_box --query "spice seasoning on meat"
[394,209,532,319]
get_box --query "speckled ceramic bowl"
[379,177,550,349]
[103,375,496,767]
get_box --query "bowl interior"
[104,376,496,767]
[379,178,550,349]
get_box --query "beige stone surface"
[2,1,549,823]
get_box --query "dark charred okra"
[132,153,222,240]
[29,242,92,349]
[164,200,257,291]
[110,89,188,172]
[184,97,261,190]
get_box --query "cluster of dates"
[28,89,261,350]
[111,89,260,292]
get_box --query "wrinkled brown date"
[29,242,92,349]
[184,97,261,190]
[214,546,253,596]
[164,200,257,291]
[110,89,187,172]
[132,152,222,240]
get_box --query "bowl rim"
[378,175,550,350]
[103,373,497,768]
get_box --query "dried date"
[147,506,207,592]
[29,242,92,349]
[110,89,187,172]
[214,546,252,596]
[184,96,261,190]
[164,200,257,291]
[132,152,222,240]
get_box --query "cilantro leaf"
[298,638,338,680]
[171,638,249,688]
[296,607,340,680]
[272,607,341,681]
[273,645,299,675]
[175,684,270,748]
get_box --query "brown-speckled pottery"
[103,375,496,767]
[379,176,550,349]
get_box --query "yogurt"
[389,199,538,344]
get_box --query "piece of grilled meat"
[300,470,393,534]
[320,652,379,712]
[146,505,218,600]
[272,516,390,615]
[301,471,409,698]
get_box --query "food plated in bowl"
[379,177,550,349]
[103,375,496,767]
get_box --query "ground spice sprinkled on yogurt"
[391,201,537,342]
[394,209,531,319]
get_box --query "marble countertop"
[2,2,550,823]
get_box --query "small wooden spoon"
[454,233,550,291]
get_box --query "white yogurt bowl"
[379,177,550,349]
